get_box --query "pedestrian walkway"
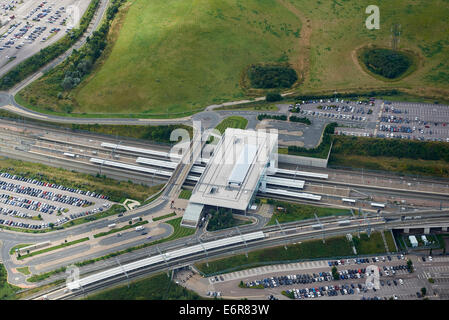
[209,260,328,283]
[433,256,449,263]
[430,265,449,273]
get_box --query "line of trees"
[289,115,311,125]
[57,0,126,91]
[257,113,287,121]
[0,0,101,89]
[332,135,449,162]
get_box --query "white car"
[429,256,433,262]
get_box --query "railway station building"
[181,128,278,228]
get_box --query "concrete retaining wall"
[18,241,51,254]
[278,153,328,168]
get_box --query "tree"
[407,259,414,273]
[421,287,427,296]
[61,76,73,90]
[266,92,282,102]
[332,266,339,280]
[49,223,54,229]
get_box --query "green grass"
[17,267,31,276]
[152,212,177,222]
[157,217,196,243]
[329,135,449,178]
[9,244,31,255]
[178,189,192,200]
[267,200,350,225]
[384,231,398,253]
[21,0,302,116]
[352,232,387,255]
[69,124,192,144]
[215,116,248,134]
[196,236,354,275]
[85,272,203,300]
[18,237,90,260]
[17,0,449,118]
[27,266,66,283]
[288,0,449,101]
[93,221,148,238]
[0,264,21,300]
[282,290,295,299]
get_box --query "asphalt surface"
[0,0,92,77]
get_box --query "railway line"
[31,214,449,300]
[2,125,447,212]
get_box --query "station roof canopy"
[189,128,278,211]
[181,203,204,228]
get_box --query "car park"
[0,172,111,229]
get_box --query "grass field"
[17,0,449,117]
[20,0,302,116]
[0,264,20,300]
[16,267,31,276]
[267,200,351,225]
[152,212,177,222]
[385,231,398,252]
[353,232,387,255]
[287,0,449,100]
[158,217,196,243]
[178,189,192,200]
[215,116,249,134]
[85,272,202,300]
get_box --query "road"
[29,215,449,300]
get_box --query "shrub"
[362,48,412,79]
[257,113,287,121]
[289,115,311,125]
[266,92,283,102]
[248,64,298,89]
